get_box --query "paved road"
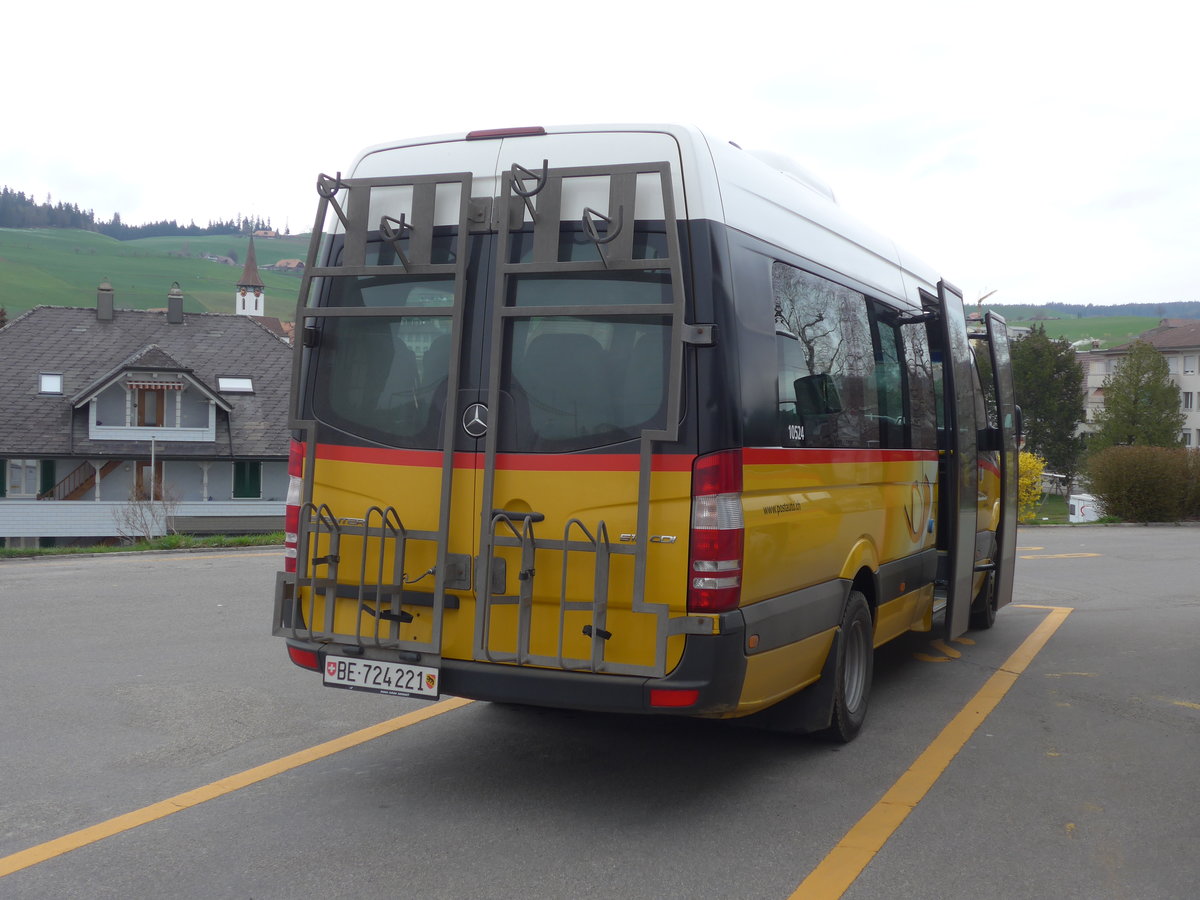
[0,528,1196,899]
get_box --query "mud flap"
[741,624,842,735]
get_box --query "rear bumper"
[285,621,748,717]
[441,628,747,714]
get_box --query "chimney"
[97,280,114,321]
[167,282,184,324]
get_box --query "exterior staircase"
[38,460,124,501]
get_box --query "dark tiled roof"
[124,344,188,370]
[1111,320,1200,352]
[0,306,292,459]
[249,316,289,339]
[1140,321,1200,350]
[72,344,197,404]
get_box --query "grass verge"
[0,532,284,560]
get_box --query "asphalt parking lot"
[1,526,1197,899]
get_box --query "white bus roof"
[345,124,941,310]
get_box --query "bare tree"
[114,485,181,543]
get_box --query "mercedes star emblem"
[462,403,488,438]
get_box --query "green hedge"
[0,532,284,559]
[1086,446,1200,522]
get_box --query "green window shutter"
[0,460,6,497]
[233,461,262,499]
[39,460,57,496]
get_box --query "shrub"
[1086,446,1199,523]
[1185,451,1200,518]
[1017,450,1046,523]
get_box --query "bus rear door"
[471,132,695,679]
[277,131,706,692]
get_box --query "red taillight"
[287,645,320,671]
[649,688,700,708]
[284,439,304,573]
[288,438,305,477]
[687,450,744,613]
[692,449,743,496]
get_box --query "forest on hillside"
[0,186,283,240]
[992,300,1200,319]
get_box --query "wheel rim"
[843,619,869,711]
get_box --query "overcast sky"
[5,0,1195,307]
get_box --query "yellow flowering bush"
[1017,451,1046,524]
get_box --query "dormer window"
[40,373,64,394]
[218,377,254,393]
[79,370,223,442]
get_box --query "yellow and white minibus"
[273,124,1019,741]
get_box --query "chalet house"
[0,282,292,548]
[1078,319,1200,447]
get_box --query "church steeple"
[235,236,265,316]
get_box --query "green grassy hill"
[0,228,310,321]
[1005,315,1163,348]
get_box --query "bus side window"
[776,326,812,445]
[872,311,906,448]
[772,262,878,448]
[971,340,999,429]
[901,321,938,450]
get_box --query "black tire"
[969,571,997,630]
[820,590,874,743]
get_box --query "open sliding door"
[984,312,1018,613]
[936,280,978,639]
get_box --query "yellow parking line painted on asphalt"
[1020,553,1101,559]
[0,697,473,879]
[791,605,1073,900]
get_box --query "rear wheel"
[821,591,874,743]
[969,571,998,630]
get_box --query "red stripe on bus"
[315,444,942,471]
[316,444,455,467]
[314,444,695,472]
[742,448,940,465]
[493,453,694,472]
